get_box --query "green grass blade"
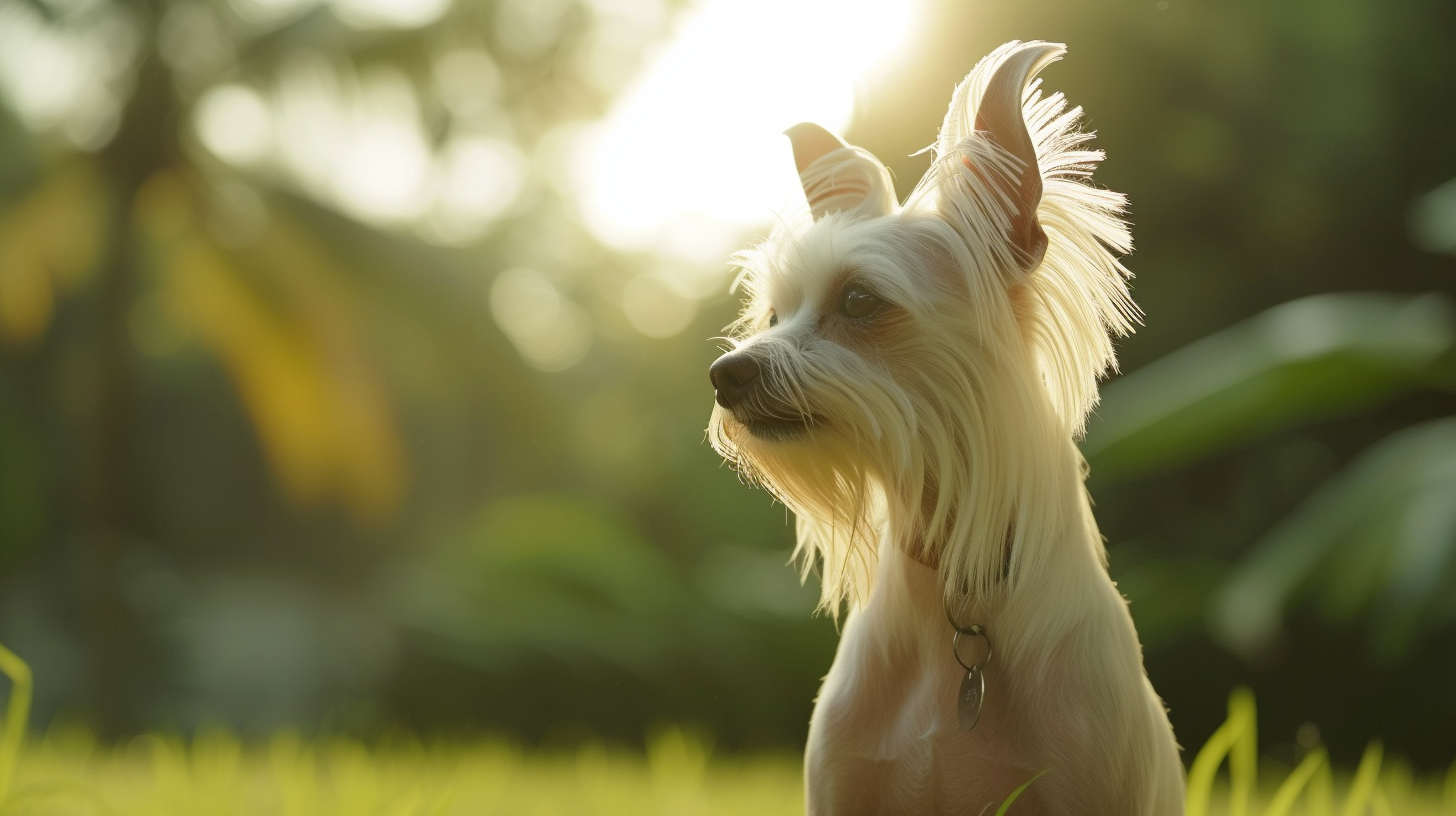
[1372,786,1396,816]
[1187,687,1255,816]
[1187,720,1237,816]
[994,770,1047,816]
[1309,753,1336,815]
[0,643,33,806]
[1338,742,1384,816]
[1228,688,1257,816]
[1262,748,1327,816]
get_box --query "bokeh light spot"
[622,274,696,340]
[195,84,274,166]
[329,69,433,224]
[422,137,526,246]
[332,0,449,31]
[490,268,593,372]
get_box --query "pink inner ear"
[960,153,1027,231]
[965,45,1060,270]
[785,123,848,174]
[786,122,896,221]
[806,177,872,216]
[962,154,1047,271]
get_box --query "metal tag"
[958,665,984,731]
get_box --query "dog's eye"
[767,311,778,328]
[839,285,883,319]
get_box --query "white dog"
[707,41,1185,815]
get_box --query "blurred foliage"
[387,493,690,673]
[1084,293,1455,482]
[0,0,1453,778]
[1213,417,1456,661]
[1182,688,1456,816]
[1085,290,1456,662]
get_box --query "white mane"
[714,43,1139,613]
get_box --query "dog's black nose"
[709,352,761,409]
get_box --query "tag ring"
[951,624,992,673]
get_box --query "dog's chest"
[805,608,1045,815]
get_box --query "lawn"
[3,646,1453,815]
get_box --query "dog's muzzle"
[709,350,812,439]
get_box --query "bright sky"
[573,0,921,262]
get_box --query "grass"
[2,643,1454,815]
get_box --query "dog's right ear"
[971,45,1057,271]
[785,123,897,221]
[925,41,1065,273]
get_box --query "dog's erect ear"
[974,47,1051,269]
[935,41,1064,272]
[785,122,897,221]
[786,122,846,175]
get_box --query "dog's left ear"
[785,122,897,221]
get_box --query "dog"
[706,41,1185,815]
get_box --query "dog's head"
[706,41,1138,610]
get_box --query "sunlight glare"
[195,84,274,167]
[274,52,346,196]
[0,1,134,148]
[574,0,920,259]
[0,5,92,128]
[329,69,432,225]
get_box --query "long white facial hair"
[709,41,1139,615]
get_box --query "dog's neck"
[904,498,1015,588]
[874,436,1104,711]
[894,384,1087,602]
[905,484,946,570]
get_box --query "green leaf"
[1411,178,1456,257]
[0,642,31,806]
[1083,293,1455,481]
[1211,417,1456,657]
[994,770,1047,815]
